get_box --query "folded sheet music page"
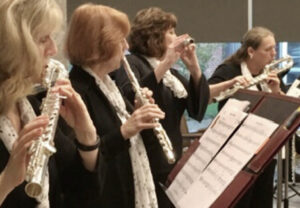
[166,99,250,206]
[173,113,279,208]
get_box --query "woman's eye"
[39,35,49,43]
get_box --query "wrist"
[272,87,283,95]
[190,67,201,76]
[120,125,130,140]
[75,135,101,152]
[0,171,15,196]
[190,67,201,80]
[75,128,97,146]
[278,90,285,95]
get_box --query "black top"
[70,65,144,208]
[208,63,287,110]
[0,96,102,208]
[114,53,210,178]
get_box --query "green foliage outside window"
[176,43,224,132]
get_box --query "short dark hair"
[129,7,177,58]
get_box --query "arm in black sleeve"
[170,70,210,121]
[208,64,243,110]
[115,54,158,103]
[99,127,130,159]
[187,73,210,121]
[208,64,239,85]
[114,66,136,104]
[54,127,104,207]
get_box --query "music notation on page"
[176,114,278,208]
[166,99,250,206]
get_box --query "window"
[177,42,300,133]
[284,42,300,85]
[175,42,240,132]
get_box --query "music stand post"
[289,133,300,197]
[277,149,283,208]
[276,133,300,208]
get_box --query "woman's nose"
[46,38,57,57]
[272,48,277,57]
[123,39,129,51]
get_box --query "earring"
[249,54,253,59]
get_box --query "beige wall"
[55,0,67,64]
[66,0,300,42]
[253,0,300,42]
[66,0,247,43]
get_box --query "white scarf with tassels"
[84,67,158,208]
[0,98,50,208]
[241,62,271,92]
[145,57,188,98]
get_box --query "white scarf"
[241,62,271,92]
[0,98,50,208]
[84,67,158,208]
[145,57,188,98]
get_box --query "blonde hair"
[66,3,130,67]
[0,0,63,114]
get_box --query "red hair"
[66,3,130,67]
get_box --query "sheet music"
[286,79,300,98]
[176,114,279,208]
[166,99,249,205]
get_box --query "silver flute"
[213,55,294,102]
[25,59,67,198]
[182,37,194,46]
[122,56,176,164]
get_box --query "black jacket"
[0,96,102,208]
[114,53,210,177]
[69,65,136,208]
